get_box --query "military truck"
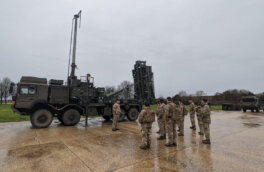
[240,96,264,112]
[10,11,155,128]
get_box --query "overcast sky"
[0,0,264,97]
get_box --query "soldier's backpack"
[145,109,155,123]
[183,106,188,116]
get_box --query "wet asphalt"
[0,111,264,172]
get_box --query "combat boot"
[198,132,204,135]
[202,139,211,144]
[156,130,160,134]
[190,126,193,129]
[112,128,117,131]
[192,127,196,130]
[157,136,165,140]
[178,133,184,136]
[165,143,173,147]
[140,145,148,150]
[172,143,177,147]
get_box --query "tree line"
[0,77,12,104]
[167,89,255,105]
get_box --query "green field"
[0,104,30,122]
[0,104,222,123]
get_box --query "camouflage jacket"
[195,106,202,117]
[156,103,165,119]
[174,105,183,121]
[165,102,176,120]
[113,103,121,115]
[201,104,211,123]
[189,103,196,114]
[139,107,155,124]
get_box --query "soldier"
[200,99,211,144]
[165,97,177,147]
[189,100,196,130]
[112,100,121,131]
[157,99,166,140]
[138,102,155,149]
[178,101,187,136]
[196,105,204,136]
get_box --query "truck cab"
[240,96,262,112]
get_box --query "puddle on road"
[240,113,263,128]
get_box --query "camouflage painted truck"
[240,96,264,112]
[10,11,155,128]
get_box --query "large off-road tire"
[62,109,80,126]
[127,108,139,121]
[256,108,259,112]
[30,109,53,128]
[102,116,111,122]
[243,108,246,112]
[118,109,126,122]
[251,109,254,112]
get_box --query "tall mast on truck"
[68,10,82,85]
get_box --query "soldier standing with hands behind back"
[165,97,177,147]
[112,100,121,131]
[189,100,196,130]
[201,99,211,144]
[139,102,155,150]
[157,99,166,140]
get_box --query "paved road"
[0,111,264,172]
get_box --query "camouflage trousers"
[197,116,204,134]
[158,118,166,137]
[203,122,210,140]
[166,119,176,144]
[190,112,196,128]
[141,123,152,146]
[112,114,119,129]
[176,118,184,134]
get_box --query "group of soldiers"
[111,97,211,150]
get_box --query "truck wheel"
[62,109,80,126]
[30,109,53,128]
[243,108,246,112]
[127,108,139,121]
[118,109,126,122]
[251,109,254,112]
[256,108,259,112]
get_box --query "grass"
[0,104,222,123]
[0,104,29,122]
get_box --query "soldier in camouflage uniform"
[195,105,204,135]
[189,100,196,130]
[139,102,155,149]
[157,99,166,140]
[177,101,186,136]
[165,97,177,147]
[112,100,121,131]
[200,99,211,144]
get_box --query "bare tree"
[196,90,207,96]
[117,80,134,99]
[2,77,11,104]
[0,80,3,104]
[178,90,188,97]
[105,86,116,95]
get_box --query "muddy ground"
[0,111,264,172]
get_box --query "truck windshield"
[242,98,256,102]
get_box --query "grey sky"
[1,0,264,97]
